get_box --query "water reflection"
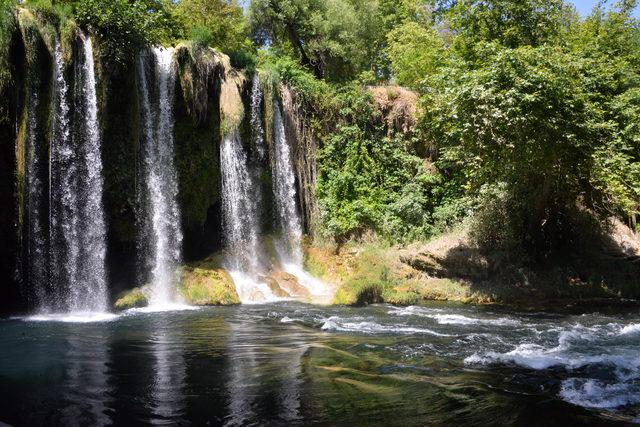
[57,327,112,426]
[224,308,308,425]
[150,317,187,423]
[0,303,638,425]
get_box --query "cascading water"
[28,34,107,315]
[272,102,303,265]
[271,102,329,297]
[49,39,76,312]
[250,75,266,162]
[220,129,275,302]
[67,33,108,312]
[137,47,184,308]
[25,82,48,309]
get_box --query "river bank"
[305,219,640,311]
[112,219,640,312]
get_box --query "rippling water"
[0,303,638,425]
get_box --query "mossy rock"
[114,287,148,310]
[179,264,240,305]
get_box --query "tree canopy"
[6,0,640,252]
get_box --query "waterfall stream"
[220,129,278,302]
[25,79,47,309]
[250,75,266,162]
[50,39,76,311]
[272,102,303,265]
[38,33,109,315]
[272,102,329,297]
[68,33,108,312]
[137,47,184,308]
[220,86,329,302]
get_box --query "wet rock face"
[264,271,311,298]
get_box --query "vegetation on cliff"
[1,0,639,309]
[254,0,640,261]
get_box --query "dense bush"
[75,0,178,66]
[316,86,449,243]
[422,45,600,252]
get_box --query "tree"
[447,0,576,54]
[422,45,600,252]
[249,0,387,81]
[75,0,179,66]
[386,20,444,88]
[174,0,251,54]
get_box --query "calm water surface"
[0,302,639,425]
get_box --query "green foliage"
[386,20,444,88]
[316,85,445,242]
[250,0,392,81]
[191,26,214,51]
[175,0,251,50]
[448,0,576,53]
[0,0,16,90]
[591,87,640,218]
[257,52,332,108]
[75,0,178,66]
[422,45,600,251]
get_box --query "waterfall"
[38,33,109,314]
[250,75,265,162]
[221,130,262,299]
[50,39,77,311]
[220,131,260,274]
[137,47,183,307]
[25,33,109,315]
[220,128,278,302]
[272,102,303,265]
[69,33,108,312]
[25,82,48,309]
[272,101,328,296]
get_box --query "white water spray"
[137,47,184,308]
[70,33,108,312]
[220,128,280,303]
[272,102,329,297]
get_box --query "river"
[0,302,638,425]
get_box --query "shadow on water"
[0,303,637,425]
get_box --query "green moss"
[303,252,328,280]
[174,44,222,228]
[98,53,139,243]
[0,1,16,90]
[114,287,148,310]
[179,258,240,305]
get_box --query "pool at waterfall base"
[1,302,639,425]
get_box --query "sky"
[568,0,640,17]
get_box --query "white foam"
[620,323,640,335]
[465,342,639,371]
[229,270,291,304]
[320,316,453,336]
[560,378,640,409]
[388,306,444,316]
[21,312,119,323]
[388,306,520,326]
[281,262,333,297]
[432,313,521,326]
[126,303,199,314]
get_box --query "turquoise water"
[0,302,638,425]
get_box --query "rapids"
[1,302,638,425]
